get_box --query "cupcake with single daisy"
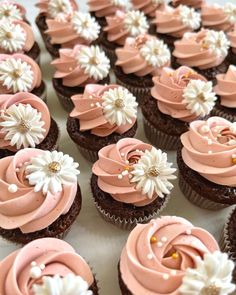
[115,34,171,103]
[142,66,216,150]
[131,0,165,19]
[119,215,235,294]
[0,148,81,244]
[52,44,110,111]
[67,84,138,162]
[0,238,98,294]
[91,138,176,229]
[0,1,27,23]
[178,116,236,210]
[228,24,236,65]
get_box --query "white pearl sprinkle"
[121,153,125,156]
[186,229,192,235]
[15,168,20,172]
[8,184,18,193]
[129,174,132,179]
[201,125,210,133]
[207,139,213,145]
[90,103,94,107]
[136,149,140,152]
[147,254,153,260]
[203,136,209,140]
[157,242,163,248]
[89,95,93,99]
[125,160,129,164]
[170,270,177,275]
[30,266,42,279]
[31,261,37,266]
[161,237,167,243]
[40,264,45,270]
[208,150,212,154]
[118,174,123,179]
[69,67,73,71]
[163,274,169,280]
[232,154,236,158]
[96,102,101,107]
[122,170,129,176]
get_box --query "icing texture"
[88,0,127,18]
[131,0,165,18]
[171,0,204,9]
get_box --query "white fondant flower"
[224,3,236,24]
[26,150,80,195]
[48,0,73,19]
[77,45,110,80]
[111,0,127,8]
[0,21,26,53]
[183,80,217,117]
[71,12,100,42]
[102,87,138,126]
[124,10,149,37]
[202,30,230,57]
[0,103,45,149]
[130,147,176,199]
[180,251,235,295]
[0,58,33,92]
[33,274,93,295]
[0,2,23,22]
[179,5,201,30]
[140,38,170,67]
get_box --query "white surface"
[0,1,235,295]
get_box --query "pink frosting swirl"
[228,25,236,54]
[88,0,126,17]
[151,66,207,122]
[0,238,94,295]
[120,216,219,295]
[181,117,236,186]
[0,53,42,94]
[36,0,78,18]
[116,34,170,77]
[214,65,236,108]
[70,84,136,137]
[0,148,78,233]
[131,0,164,18]
[171,0,204,9]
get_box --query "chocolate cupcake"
[178,117,236,210]
[52,44,110,112]
[0,148,81,244]
[171,0,205,9]
[119,215,235,295]
[131,0,165,19]
[212,65,236,122]
[228,25,236,65]
[0,1,27,23]
[142,66,216,150]
[115,34,171,104]
[67,84,138,162]
[0,53,47,102]
[173,29,230,83]
[91,138,176,229]
[0,238,98,294]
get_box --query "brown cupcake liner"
[100,44,117,68]
[76,145,98,163]
[55,89,74,112]
[211,106,236,123]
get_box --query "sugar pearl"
[8,184,18,193]
[147,254,153,260]
[186,229,192,235]
[161,237,167,243]
[121,153,125,157]
[208,151,212,154]
[157,242,163,248]
[163,274,169,280]
[118,174,123,179]
[201,125,210,133]
[170,270,177,276]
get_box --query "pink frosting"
[131,0,165,18]
[0,92,50,151]
[36,0,78,18]
[0,238,94,295]
[228,25,236,54]
[92,138,161,206]
[181,117,236,186]
[151,66,207,122]
[120,216,219,295]
[70,84,136,137]
[0,1,26,20]
[0,53,42,94]
[214,65,236,108]
[173,29,228,69]
[88,0,126,17]
[0,148,78,233]
[116,34,170,77]
[172,0,204,9]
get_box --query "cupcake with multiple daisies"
[170,0,205,9]
[178,117,236,210]
[131,0,165,19]
[0,238,98,294]
[91,138,176,229]
[0,1,27,23]
[228,24,236,65]
[0,148,81,244]
[52,44,110,111]
[119,215,235,295]
[142,66,216,150]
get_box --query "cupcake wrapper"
[211,106,236,123]
[55,89,74,112]
[179,172,230,210]
[100,44,117,68]
[40,84,47,103]
[76,145,98,162]
[143,116,180,150]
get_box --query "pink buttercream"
[181,117,236,186]
[173,29,228,69]
[0,53,42,94]
[0,92,50,151]
[214,65,236,108]
[70,84,136,137]
[131,0,164,18]
[151,66,207,122]
[36,0,78,18]
[228,25,236,54]
[88,0,126,17]
[0,238,94,295]
[116,34,170,77]
[120,216,219,295]
[0,1,26,20]
[172,0,204,9]
[93,138,161,206]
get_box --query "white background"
[0,1,235,295]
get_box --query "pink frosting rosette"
[0,238,94,295]
[88,0,126,17]
[120,216,219,295]
[131,0,165,18]
[0,1,26,21]
[228,25,236,54]
[36,0,78,19]
[181,117,236,186]
[214,65,236,108]
[171,0,205,9]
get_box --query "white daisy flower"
[124,10,149,37]
[0,2,23,22]
[179,5,201,30]
[48,0,73,19]
[224,2,236,24]
[202,30,230,57]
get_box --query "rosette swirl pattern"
[131,0,164,18]
[88,0,126,17]
[181,117,236,186]
[120,216,219,295]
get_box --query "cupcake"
[228,25,236,65]
[173,29,230,82]
[0,238,98,294]
[178,117,236,210]
[0,1,27,23]
[67,84,138,162]
[131,0,165,19]
[119,215,235,295]
[0,53,47,102]
[101,10,149,66]
[45,11,100,59]
[115,34,171,103]
[151,5,201,50]
[212,65,236,122]
[142,66,216,150]
[0,148,81,244]
[52,44,110,111]
[91,138,176,229]
[0,92,59,158]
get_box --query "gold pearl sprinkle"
[232,157,236,165]
[48,161,61,173]
[4,9,10,17]
[171,252,179,260]
[201,284,221,295]
[150,236,157,244]
[5,31,12,39]
[114,98,125,109]
[12,70,22,79]
[19,120,31,133]
[89,57,98,65]
[147,166,159,177]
